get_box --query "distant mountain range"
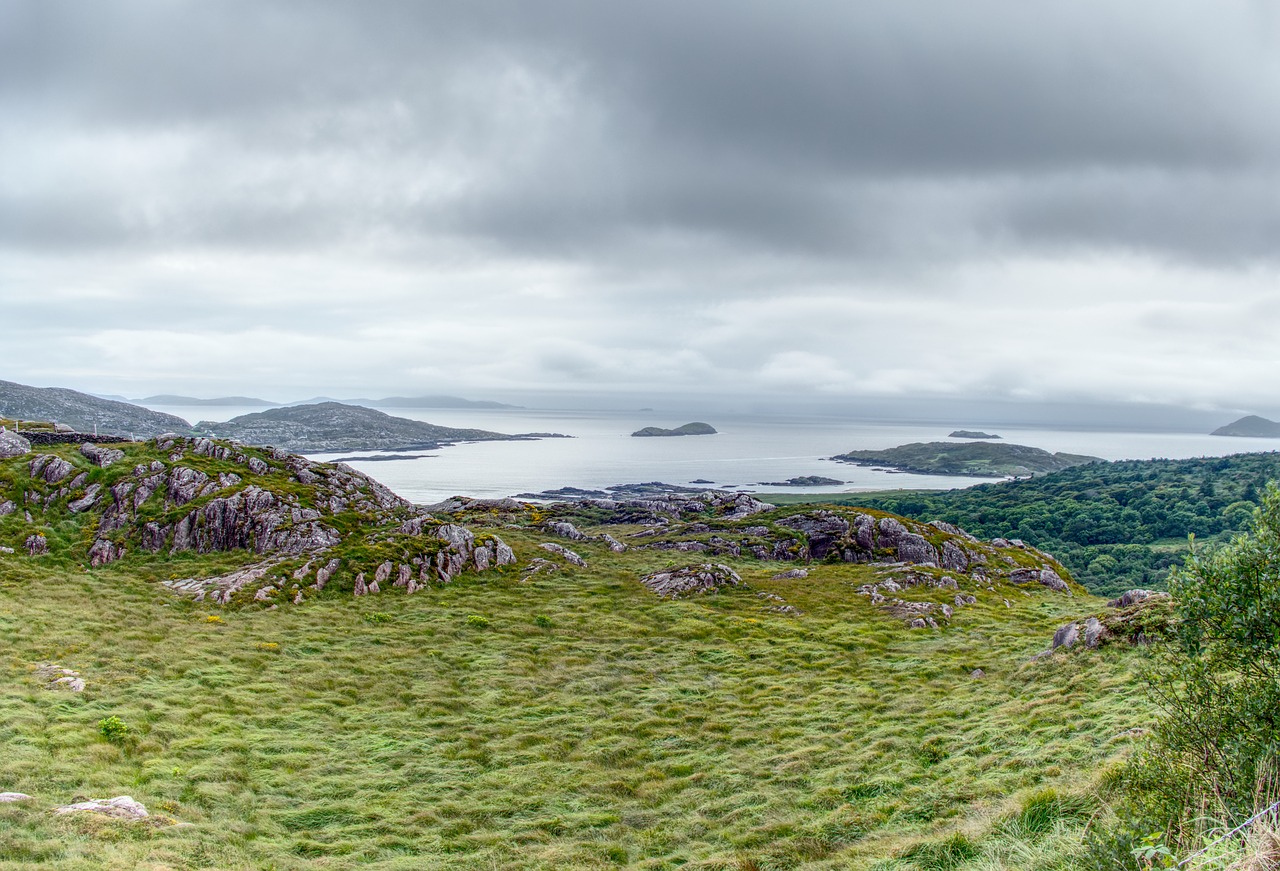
[1211,415,1280,438]
[139,394,521,410]
[0,379,190,437]
[140,394,277,407]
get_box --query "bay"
[144,403,1280,505]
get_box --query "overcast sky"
[4,1,1280,413]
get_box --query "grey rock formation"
[80,443,124,467]
[640,563,741,598]
[0,428,31,458]
[1109,589,1158,608]
[0,792,32,803]
[24,534,47,556]
[543,520,588,541]
[1052,622,1080,650]
[1083,616,1106,648]
[30,455,73,484]
[0,500,14,516]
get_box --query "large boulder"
[0,428,31,459]
[80,443,124,468]
[54,796,148,820]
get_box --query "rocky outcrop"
[1044,590,1176,655]
[0,427,31,458]
[36,663,85,692]
[640,563,741,598]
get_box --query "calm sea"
[145,404,1280,505]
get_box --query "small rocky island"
[832,441,1101,477]
[949,430,1000,439]
[1211,415,1280,438]
[631,422,717,437]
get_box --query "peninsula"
[831,441,1101,477]
[1211,415,1280,438]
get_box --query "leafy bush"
[97,715,130,745]
[464,614,490,629]
[533,614,553,629]
[1090,484,1280,862]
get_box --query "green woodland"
[780,452,1280,597]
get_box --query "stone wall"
[18,431,134,446]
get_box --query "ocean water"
[146,404,1280,505]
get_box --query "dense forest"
[821,452,1280,597]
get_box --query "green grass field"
[0,523,1155,869]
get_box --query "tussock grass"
[0,448,1157,867]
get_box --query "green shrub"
[97,715,130,745]
[464,614,490,629]
[533,614,553,629]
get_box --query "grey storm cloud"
[3,0,1280,407]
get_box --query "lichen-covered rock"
[1083,616,1106,648]
[30,454,73,484]
[24,534,47,556]
[1109,589,1157,608]
[80,443,125,468]
[68,483,103,513]
[0,428,31,459]
[0,792,32,803]
[597,533,627,553]
[640,563,741,598]
[772,568,809,580]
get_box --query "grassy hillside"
[0,441,1159,869]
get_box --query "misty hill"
[0,379,191,438]
[632,422,718,437]
[196,402,515,453]
[832,441,1101,477]
[949,430,1000,439]
[1211,415,1280,437]
[141,394,276,407]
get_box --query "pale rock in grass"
[0,428,31,458]
[0,792,32,802]
[955,593,977,607]
[598,533,628,553]
[772,568,809,580]
[254,586,276,602]
[539,542,586,567]
[494,539,516,566]
[0,500,14,516]
[395,564,411,587]
[88,538,125,567]
[353,573,368,596]
[24,534,47,556]
[970,668,985,679]
[0,546,13,554]
[543,520,588,541]
[54,796,148,820]
[314,558,340,589]
[375,561,392,584]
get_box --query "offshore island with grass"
[0,404,1277,868]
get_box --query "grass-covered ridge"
[0,438,1159,868]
